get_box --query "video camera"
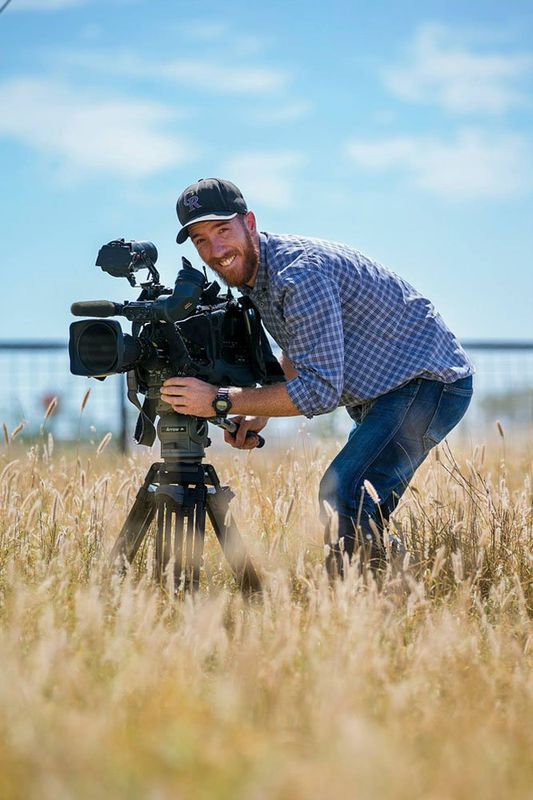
[69,238,284,447]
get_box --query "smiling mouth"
[218,254,237,268]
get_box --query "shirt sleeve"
[279,266,344,418]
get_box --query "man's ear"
[244,210,257,233]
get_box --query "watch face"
[215,399,230,413]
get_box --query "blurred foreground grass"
[0,428,532,799]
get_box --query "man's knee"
[320,466,381,523]
[318,467,339,524]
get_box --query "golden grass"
[0,431,531,800]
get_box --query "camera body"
[69,239,284,445]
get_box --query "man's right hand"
[224,416,269,449]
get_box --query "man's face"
[188,212,259,287]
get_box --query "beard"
[208,226,259,288]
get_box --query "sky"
[1,0,532,342]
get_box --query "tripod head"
[156,410,264,464]
[157,411,210,463]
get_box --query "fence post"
[118,373,128,454]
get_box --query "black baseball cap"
[176,178,248,244]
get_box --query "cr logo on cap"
[184,194,201,211]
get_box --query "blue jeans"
[319,376,473,559]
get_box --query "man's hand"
[224,415,269,449]
[160,377,218,417]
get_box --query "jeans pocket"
[423,384,473,449]
[440,384,473,398]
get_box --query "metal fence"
[0,341,129,451]
[1,340,532,450]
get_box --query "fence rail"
[1,340,532,450]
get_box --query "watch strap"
[213,387,232,417]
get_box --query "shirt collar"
[240,231,268,298]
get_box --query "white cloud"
[249,101,312,124]
[13,0,90,8]
[60,50,291,95]
[220,151,305,209]
[181,20,230,42]
[0,78,194,178]
[13,0,138,8]
[383,23,533,114]
[346,129,532,199]
[158,59,287,94]
[181,20,268,56]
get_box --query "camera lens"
[132,241,158,265]
[78,322,119,373]
[70,319,142,376]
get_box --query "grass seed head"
[96,432,113,456]
[363,479,380,504]
[44,396,59,421]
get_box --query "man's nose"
[210,236,229,258]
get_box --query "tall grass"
[0,431,531,799]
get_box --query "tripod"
[110,411,261,594]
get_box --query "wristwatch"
[212,387,232,417]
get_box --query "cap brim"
[176,212,238,244]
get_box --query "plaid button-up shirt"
[240,232,474,418]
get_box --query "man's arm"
[280,351,299,380]
[161,351,299,417]
[160,376,300,418]
[276,269,345,417]
[228,382,300,417]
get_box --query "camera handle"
[210,417,265,448]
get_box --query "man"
[161,178,474,575]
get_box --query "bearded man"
[160,178,474,575]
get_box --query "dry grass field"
[0,424,532,800]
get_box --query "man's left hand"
[161,377,218,417]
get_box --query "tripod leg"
[154,499,174,584]
[109,464,159,568]
[177,486,207,593]
[192,495,206,592]
[183,494,195,592]
[173,506,185,592]
[206,488,261,594]
[154,502,163,582]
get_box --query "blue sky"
[1,0,532,341]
